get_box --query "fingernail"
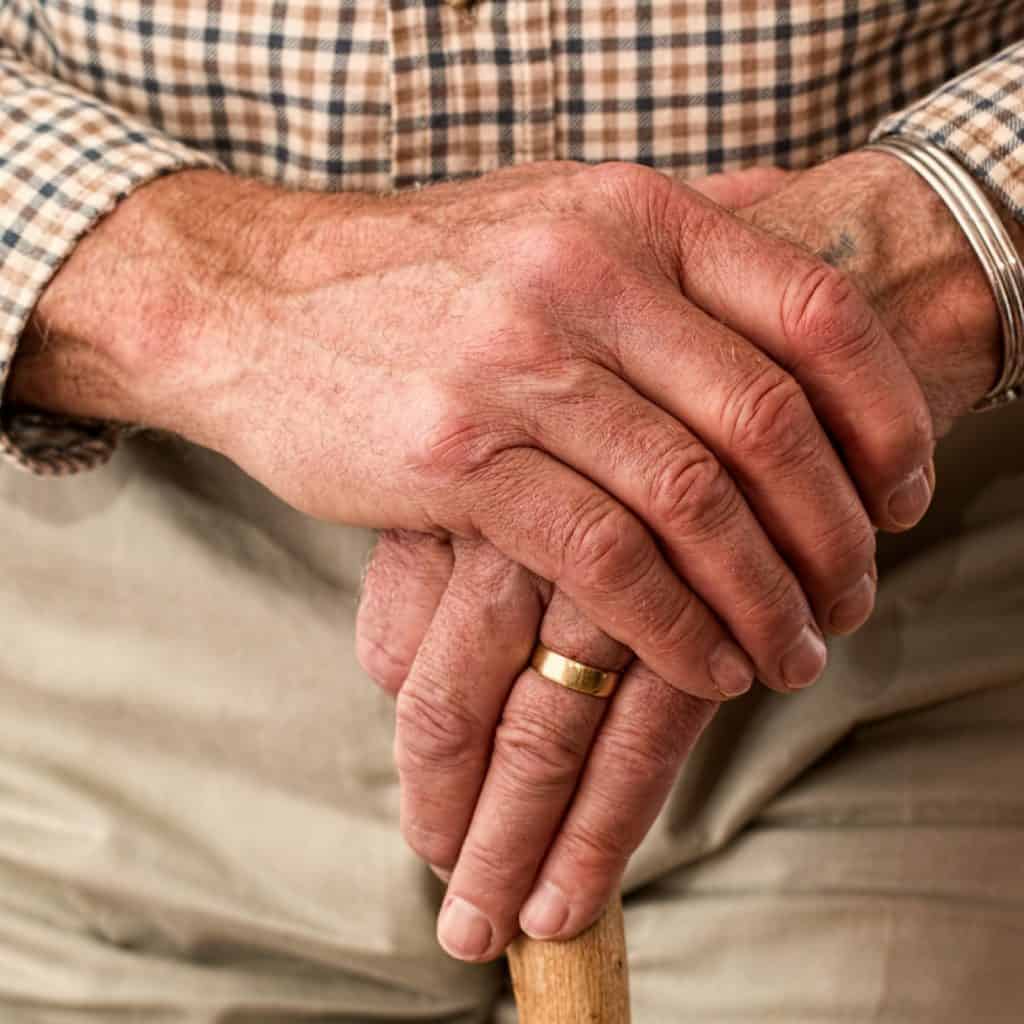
[429,865,452,883]
[780,625,827,690]
[888,467,932,528]
[828,573,876,635]
[708,642,755,698]
[521,881,571,940]
[437,897,493,960]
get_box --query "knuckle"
[417,388,522,483]
[559,816,633,874]
[586,160,667,200]
[418,398,490,478]
[648,449,739,538]
[782,260,877,364]
[511,320,573,373]
[812,506,877,577]
[643,587,703,667]
[564,499,651,594]
[585,162,713,274]
[458,839,523,892]
[492,707,588,797]
[401,818,459,872]
[778,261,936,471]
[527,357,606,417]
[861,385,935,463]
[672,189,725,259]
[726,370,818,467]
[514,217,603,293]
[356,631,410,696]
[594,720,682,788]
[394,686,484,775]
[735,569,807,632]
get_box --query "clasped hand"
[22,132,1003,968]
[351,157,993,962]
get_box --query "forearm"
[9,170,290,444]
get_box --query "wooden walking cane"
[508,893,630,1022]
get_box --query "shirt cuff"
[0,46,222,476]
[871,40,1024,223]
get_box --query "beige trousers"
[1,399,1023,1023]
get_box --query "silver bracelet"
[864,135,1024,412]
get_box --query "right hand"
[21,161,933,698]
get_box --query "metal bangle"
[864,135,1024,412]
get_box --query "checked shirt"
[2,0,1024,473]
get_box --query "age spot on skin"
[819,229,858,269]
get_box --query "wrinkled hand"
[363,531,718,960]
[220,158,924,696]
[15,154,942,962]
[358,151,1008,962]
[744,149,1014,433]
[21,158,933,704]
[359,172,802,964]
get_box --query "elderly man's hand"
[357,150,1010,962]
[16,156,937,964]
[18,159,931,704]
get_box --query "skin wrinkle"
[11,153,1005,963]
[357,152,1016,960]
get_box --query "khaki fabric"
[1,399,1023,1021]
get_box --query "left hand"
[358,150,1010,961]
[744,149,1012,435]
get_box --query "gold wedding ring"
[529,643,621,699]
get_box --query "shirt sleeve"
[872,40,1024,223]
[0,43,221,476]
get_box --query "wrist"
[842,148,1016,420]
[8,169,306,446]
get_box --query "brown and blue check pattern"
[2,0,1024,474]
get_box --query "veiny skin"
[356,151,1019,962]
[14,149,1008,963]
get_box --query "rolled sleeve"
[0,44,220,476]
[872,40,1024,222]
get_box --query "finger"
[519,666,716,941]
[356,530,454,695]
[652,174,936,532]
[394,542,545,876]
[436,591,629,962]
[524,368,829,692]
[595,283,878,639]
[686,166,795,209]
[468,447,755,700]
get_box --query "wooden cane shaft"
[508,894,630,1023]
